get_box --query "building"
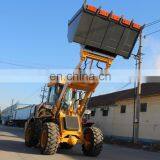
[1,103,17,125]
[88,83,160,144]
[1,103,34,126]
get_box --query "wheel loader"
[25,3,142,157]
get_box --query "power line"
[0,60,39,69]
[144,29,160,38]
[0,59,53,69]
[113,82,132,93]
[21,87,42,103]
[145,18,160,28]
[0,85,46,109]
[119,82,132,91]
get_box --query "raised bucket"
[68,5,142,59]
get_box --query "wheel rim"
[40,130,48,149]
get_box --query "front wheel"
[82,126,103,157]
[40,122,60,155]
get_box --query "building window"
[141,103,147,112]
[120,105,126,113]
[91,109,96,117]
[102,109,109,116]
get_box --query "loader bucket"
[68,5,142,59]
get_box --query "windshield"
[61,88,85,110]
[48,85,63,105]
[48,86,56,105]
[62,88,73,109]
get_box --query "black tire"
[25,122,38,147]
[60,143,73,149]
[82,127,103,157]
[40,122,59,155]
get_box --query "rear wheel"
[82,126,103,157]
[40,122,59,155]
[25,122,38,147]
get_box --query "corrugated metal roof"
[88,83,160,108]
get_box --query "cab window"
[48,85,63,105]
[48,87,56,105]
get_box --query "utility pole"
[83,0,87,7]
[10,99,14,120]
[40,84,47,103]
[133,32,143,144]
[11,99,14,106]
[0,106,1,124]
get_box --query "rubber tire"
[60,143,73,149]
[25,123,38,147]
[40,122,59,155]
[82,127,103,157]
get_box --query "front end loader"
[25,3,142,157]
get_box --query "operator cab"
[47,84,77,112]
[47,75,66,106]
[47,74,98,114]
[47,84,63,106]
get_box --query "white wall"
[2,104,34,122]
[91,95,160,142]
[139,96,160,141]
